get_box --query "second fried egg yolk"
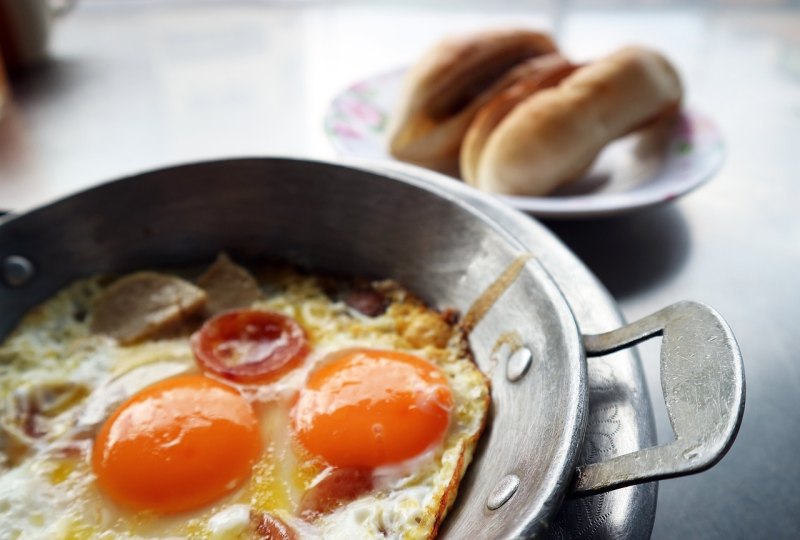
[92,375,262,514]
[292,349,453,468]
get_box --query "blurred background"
[1,0,798,209]
[1,1,798,539]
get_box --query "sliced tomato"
[191,309,309,383]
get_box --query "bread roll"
[460,55,577,186]
[471,46,683,196]
[387,29,557,172]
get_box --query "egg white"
[0,268,489,539]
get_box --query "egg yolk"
[292,349,453,468]
[92,375,262,514]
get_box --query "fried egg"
[0,256,490,539]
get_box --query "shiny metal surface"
[578,301,745,495]
[267,159,742,535]
[487,474,521,511]
[0,158,587,539]
[506,346,533,382]
[1,254,34,287]
[0,157,744,538]
[379,160,659,539]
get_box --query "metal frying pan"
[0,158,744,538]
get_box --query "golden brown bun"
[387,29,557,172]
[471,46,683,196]
[460,55,578,186]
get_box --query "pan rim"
[0,156,587,539]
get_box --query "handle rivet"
[487,474,519,510]
[3,256,35,287]
[506,347,533,382]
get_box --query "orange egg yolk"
[292,349,453,468]
[92,375,262,514]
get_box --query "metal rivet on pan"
[2,256,35,287]
[487,474,519,510]
[506,346,533,382]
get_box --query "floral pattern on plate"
[324,68,725,219]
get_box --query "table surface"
[1,1,798,539]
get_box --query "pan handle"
[572,301,745,496]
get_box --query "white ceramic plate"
[323,68,725,219]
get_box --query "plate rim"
[324,67,726,220]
